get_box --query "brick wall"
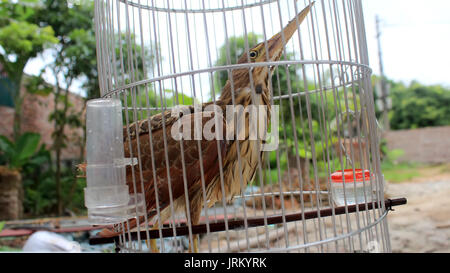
[384,126,450,164]
[0,86,85,161]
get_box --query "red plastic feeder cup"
[330,169,376,207]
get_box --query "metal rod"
[102,60,371,97]
[89,198,407,245]
[116,0,279,13]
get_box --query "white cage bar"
[90,0,396,253]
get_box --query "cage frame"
[89,0,404,253]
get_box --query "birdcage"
[86,0,406,253]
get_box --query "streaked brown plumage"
[98,3,314,253]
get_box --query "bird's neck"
[219,82,271,108]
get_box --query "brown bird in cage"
[87,3,314,253]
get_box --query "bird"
[95,3,314,253]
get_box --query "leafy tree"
[0,1,159,217]
[0,0,58,140]
[31,0,157,215]
[31,0,96,215]
[389,81,450,130]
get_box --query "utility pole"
[376,15,390,131]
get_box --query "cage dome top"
[116,0,281,13]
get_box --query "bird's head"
[220,2,314,102]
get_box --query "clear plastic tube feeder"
[330,169,376,207]
[84,98,144,224]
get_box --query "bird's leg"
[188,234,199,253]
[150,238,159,253]
[186,191,203,253]
[184,209,197,253]
[149,221,160,253]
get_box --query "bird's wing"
[124,108,227,220]
[124,102,219,141]
[124,106,193,142]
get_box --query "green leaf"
[27,155,49,166]
[0,135,14,155]
[11,132,40,168]
[25,75,52,96]
[0,221,5,233]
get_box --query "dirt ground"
[385,165,450,253]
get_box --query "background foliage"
[388,81,450,130]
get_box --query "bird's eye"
[249,50,258,59]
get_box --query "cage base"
[89,198,406,246]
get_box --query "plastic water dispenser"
[84,98,145,224]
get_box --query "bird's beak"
[266,2,314,62]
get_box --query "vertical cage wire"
[93,0,391,253]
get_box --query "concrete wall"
[384,126,450,164]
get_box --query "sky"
[22,0,450,96]
[363,0,450,87]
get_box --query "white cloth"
[22,231,82,253]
